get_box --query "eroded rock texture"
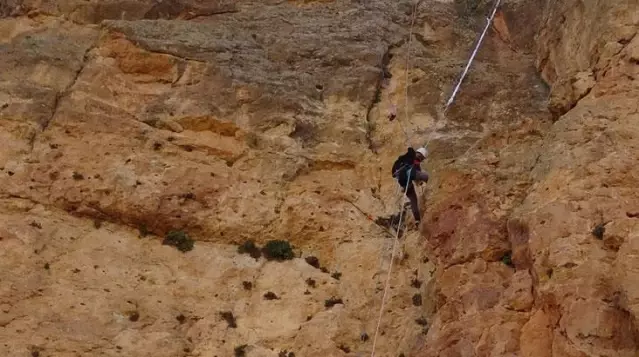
[416,0,639,356]
[1,0,638,356]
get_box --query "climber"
[391,146,429,228]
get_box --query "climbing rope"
[444,0,502,113]
[367,0,503,355]
[370,167,413,357]
[368,2,423,355]
[395,0,424,146]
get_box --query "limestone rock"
[2,0,639,356]
[520,310,552,357]
[502,270,533,312]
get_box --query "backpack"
[391,148,416,178]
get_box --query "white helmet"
[416,147,428,158]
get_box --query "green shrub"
[162,231,194,253]
[501,251,514,267]
[238,240,262,259]
[262,240,294,261]
[592,224,605,240]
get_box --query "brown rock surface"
[2,0,639,356]
[414,0,639,356]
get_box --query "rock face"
[414,0,639,356]
[0,1,433,356]
[1,0,638,356]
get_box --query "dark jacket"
[391,147,422,186]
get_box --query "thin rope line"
[396,0,422,146]
[367,1,501,355]
[444,0,502,113]
[370,168,413,357]
[375,182,402,282]
[368,3,421,356]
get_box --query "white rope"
[397,0,423,146]
[444,0,502,112]
[370,168,412,357]
[368,2,422,356]
[367,1,502,356]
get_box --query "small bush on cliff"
[501,251,514,267]
[238,240,262,260]
[262,240,294,261]
[592,224,605,240]
[162,230,194,252]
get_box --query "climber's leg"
[405,183,421,224]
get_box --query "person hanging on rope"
[391,146,429,228]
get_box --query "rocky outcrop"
[515,0,639,354]
[0,1,437,356]
[413,0,639,356]
[2,0,639,356]
[0,0,238,23]
[536,0,638,117]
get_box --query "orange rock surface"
[1,0,638,356]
